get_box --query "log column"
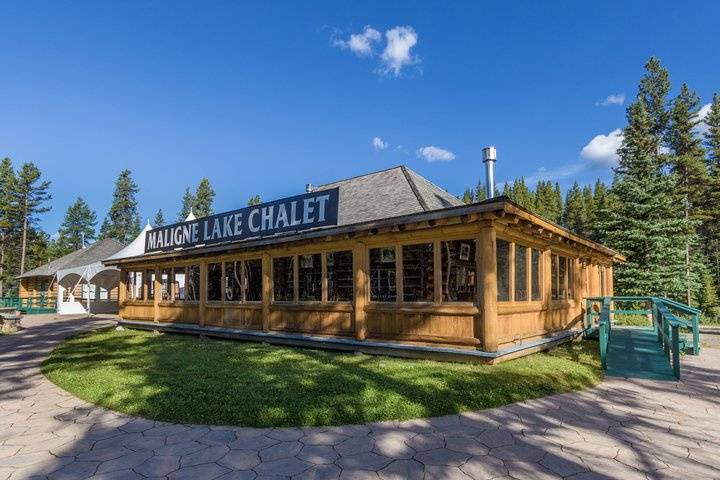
[353,242,367,340]
[199,262,207,327]
[477,221,498,352]
[118,268,127,319]
[262,253,271,332]
[153,267,160,323]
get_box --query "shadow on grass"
[41,328,602,428]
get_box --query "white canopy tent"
[56,261,121,315]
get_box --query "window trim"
[496,235,544,305]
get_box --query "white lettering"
[223,215,233,238]
[275,204,289,229]
[182,225,192,244]
[290,201,302,226]
[261,206,274,230]
[203,220,210,241]
[173,226,183,245]
[233,213,243,235]
[248,209,260,233]
[211,218,222,239]
[316,194,330,222]
[191,224,199,243]
[157,230,165,248]
[302,198,315,224]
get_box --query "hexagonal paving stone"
[88,468,144,480]
[378,459,424,480]
[477,429,515,448]
[539,451,587,477]
[459,455,508,479]
[337,452,393,471]
[297,445,338,465]
[229,435,279,451]
[292,463,341,480]
[490,443,546,462]
[48,460,100,480]
[371,434,415,460]
[414,448,470,467]
[200,430,238,446]
[405,433,444,452]
[335,436,375,456]
[133,455,180,477]
[254,457,312,476]
[181,445,229,467]
[444,436,489,456]
[300,432,348,446]
[218,450,261,470]
[216,471,258,480]
[260,441,303,461]
[268,428,304,442]
[168,462,230,480]
[96,451,154,474]
[424,465,474,480]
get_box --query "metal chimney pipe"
[482,146,497,198]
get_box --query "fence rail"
[0,296,56,314]
[584,296,701,379]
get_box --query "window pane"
[531,249,541,301]
[402,243,434,302]
[551,254,558,300]
[369,247,396,302]
[558,257,567,300]
[187,265,200,301]
[173,267,186,300]
[224,261,242,301]
[514,245,528,301]
[161,268,172,300]
[273,256,294,302]
[567,258,574,299]
[441,240,476,302]
[299,253,322,301]
[208,263,222,301]
[146,270,155,300]
[131,271,144,300]
[245,259,263,302]
[496,240,510,301]
[327,251,353,301]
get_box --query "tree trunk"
[20,205,28,275]
[0,239,4,298]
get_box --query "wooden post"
[118,268,126,319]
[542,250,552,328]
[477,222,498,352]
[262,253,271,332]
[321,252,328,302]
[153,267,160,323]
[353,243,368,340]
[199,262,207,327]
[433,240,442,304]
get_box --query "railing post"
[600,320,608,370]
[692,313,700,355]
[652,301,659,336]
[671,324,680,379]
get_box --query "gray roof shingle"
[19,238,125,279]
[317,165,462,226]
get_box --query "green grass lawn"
[42,329,601,427]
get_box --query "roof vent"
[482,146,497,199]
[306,183,315,193]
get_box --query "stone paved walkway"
[1,316,719,480]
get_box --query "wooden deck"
[605,327,676,380]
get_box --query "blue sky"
[1,1,719,235]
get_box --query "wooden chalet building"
[105,166,621,362]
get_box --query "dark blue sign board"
[144,188,340,254]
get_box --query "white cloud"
[379,26,420,77]
[371,136,388,150]
[580,128,623,165]
[333,26,381,56]
[523,163,588,185]
[596,93,625,107]
[417,145,455,162]
[695,103,712,136]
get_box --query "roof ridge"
[316,165,406,188]
[400,166,430,212]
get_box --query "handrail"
[653,296,702,315]
[655,303,682,379]
[599,298,611,369]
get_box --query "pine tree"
[153,209,165,227]
[100,170,141,244]
[0,158,18,296]
[589,180,612,243]
[563,182,586,235]
[511,178,535,210]
[600,96,689,299]
[15,163,52,275]
[247,195,262,206]
[194,178,215,218]
[666,83,709,304]
[703,94,720,289]
[639,57,671,156]
[56,197,97,255]
[461,188,473,204]
[475,184,487,202]
[178,187,195,221]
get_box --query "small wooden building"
[105,166,621,362]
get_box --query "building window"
[146,270,155,300]
[161,268,172,300]
[173,267,186,301]
[273,256,295,302]
[551,254,574,301]
[441,240,476,302]
[187,265,200,301]
[225,261,242,301]
[127,271,143,300]
[327,250,353,302]
[298,253,321,301]
[514,245,528,301]
[207,263,222,301]
[370,247,396,302]
[531,249,541,301]
[496,239,510,301]
[402,243,434,302]
[245,259,263,302]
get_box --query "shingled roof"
[19,238,125,279]
[317,165,463,226]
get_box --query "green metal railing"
[584,296,701,379]
[0,295,56,314]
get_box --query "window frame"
[550,253,576,302]
[496,235,544,305]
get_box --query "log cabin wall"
[116,213,619,353]
[19,277,119,303]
